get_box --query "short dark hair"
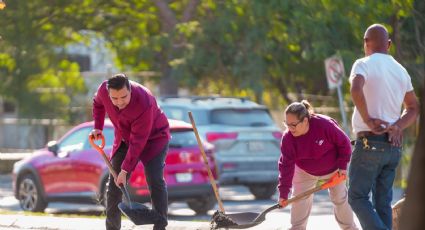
[107,73,130,91]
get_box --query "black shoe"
[153,216,167,230]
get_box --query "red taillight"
[222,162,237,171]
[206,132,238,142]
[273,131,282,140]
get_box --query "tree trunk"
[400,87,425,229]
[273,76,292,104]
[390,14,402,60]
[154,0,199,96]
[159,67,178,96]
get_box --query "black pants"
[106,142,169,230]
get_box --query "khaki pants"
[289,166,358,230]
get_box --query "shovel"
[89,135,165,226]
[188,110,347,229]
[212,172,347,229]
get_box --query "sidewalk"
[0,212,349,230]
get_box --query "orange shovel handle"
[283,171,347,208]
[89,135,105,152]
[320,172,347,190]
[89,135,118,180]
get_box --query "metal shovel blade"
[117,184,166,226]
[212,172,347,229]
[118,202,165,226]
[212,204,280,229]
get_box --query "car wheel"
[248,183,277,200]
[186,194,216,215]
[18,174,47,212]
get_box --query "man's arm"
[389,91,419,146]
[395,91,419,129]
[92,86,106,131]
[90,88,106,140]
[351,74,388,133]
[278,138,295,200]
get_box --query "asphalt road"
[0,173,337,222]
[0,173,406,230]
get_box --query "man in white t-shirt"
[348,24,419,230]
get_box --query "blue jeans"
[348,135,401,230]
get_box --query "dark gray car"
[158,96,282,199]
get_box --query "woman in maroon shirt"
[278,100,358,230]
[90,74,170,230]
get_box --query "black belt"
[357,131,388,139]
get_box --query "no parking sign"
[324,55,345,89]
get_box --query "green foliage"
[0,0,87,119]
[171,0,421,106]
[26,60,86,119]
[0,0,423,121]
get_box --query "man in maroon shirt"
[90,73,170,230]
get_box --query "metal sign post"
[324,55,349,135]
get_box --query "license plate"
[176,173,192,183]
[248,141,265,152]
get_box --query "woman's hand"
[338,169,347,176]
[278,198,288,208]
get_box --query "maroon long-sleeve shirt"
[93,81,170,173]
[278,114,351,199]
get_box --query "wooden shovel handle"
[188,111,226,213]
[285,172,346,205]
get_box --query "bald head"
[363,24,391,56]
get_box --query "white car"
[158,96,282,199]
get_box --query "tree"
[398,1,425,229]
[81,0,201,96]
[400,87,424,229]
[1,0,422,119]
[173,1,416,105]
[0,0,87,119]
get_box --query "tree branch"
[182,0,200,22]
[153,0,178,32]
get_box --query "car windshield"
[102,127,114,147]
[58,128,90,152]
[169,129,198,148]
[210,109,274,126]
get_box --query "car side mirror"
[47,141,59,156]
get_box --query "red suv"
[12,119,217,214]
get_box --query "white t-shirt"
[349,53,414,134]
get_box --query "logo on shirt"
[316,139,324,146]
